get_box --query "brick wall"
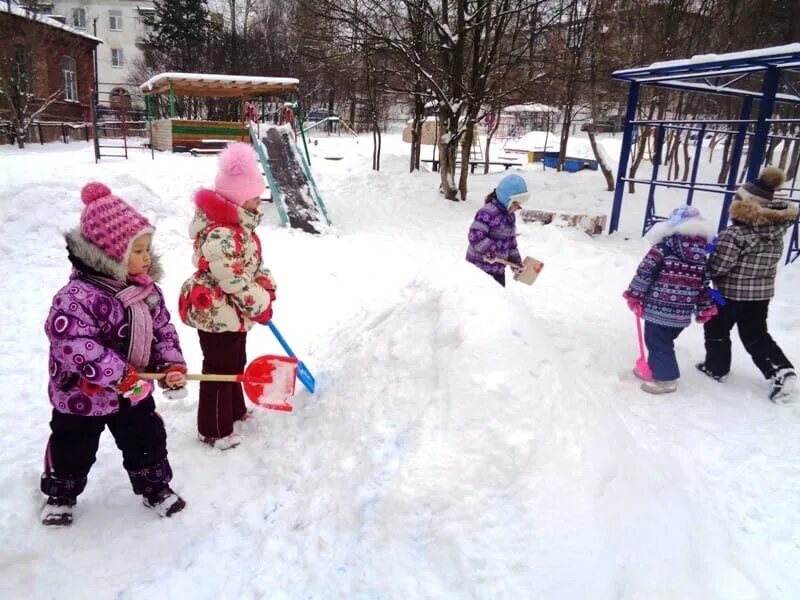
[0,11,98,141]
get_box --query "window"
[62,56,78,101]
[111,48,124,68]
[142,18,154,35]
[13,45,32,94]
[109,9,122,31]
[71,7,86,28]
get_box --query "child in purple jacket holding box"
[624,205,718,394]
[41,182,187,526]
[466,174,528,286]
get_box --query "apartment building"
[35,1,155,106]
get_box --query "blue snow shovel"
[266,321,316,393]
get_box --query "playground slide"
[250,123,330,234]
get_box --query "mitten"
[253,304,273,324]
[115,365,153,404]
[696,304,719,324]
[626,297,644,317]
[158,364,187,389]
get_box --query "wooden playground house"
[139,73,302,154]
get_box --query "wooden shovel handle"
[139,372,240,383]
[491,257,517,267]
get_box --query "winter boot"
[695,363,727,382]
[769,368,797,403]
[41,496,76,527]
[198,432,241,451]
[641,379,678,395]
[143,486,186,518]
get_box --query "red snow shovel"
[141,355,298,412]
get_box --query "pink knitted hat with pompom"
[79,182,154,263]
[214,142,265,206]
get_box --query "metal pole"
[609,81,640,233]
[92,18,100,162]
[686,122,707,205]
[746,66,780,180]
[719,97,753,231]
[642,124,666,235]
[169,88,177,118]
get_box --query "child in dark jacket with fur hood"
[41,182,187,526]
[696,166,798,402]
[624,205,717,394]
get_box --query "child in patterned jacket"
[696,166,797,402]
[41,182,187,526]
[466,174,528,286]
[179,143,276,450]
[624,205,718,394]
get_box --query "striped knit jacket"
[709,197,798,301]
[625,218,716,328]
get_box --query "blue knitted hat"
[495,174,529,208]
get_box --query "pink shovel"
[634,316,653,381]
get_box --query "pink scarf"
[86,274,155,368]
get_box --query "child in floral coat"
[624,205,718,394]
[179,143,276,450]
[42,182,187,526]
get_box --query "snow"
[139,72,300,93]
[504,103,559,114]
[0,1,103,42]
[0,132,799,599]
[615,43,800,76]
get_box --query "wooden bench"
[421,158,522,173]
[190,148,224,156]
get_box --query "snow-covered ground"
[0,132,798,599]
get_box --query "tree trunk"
[15,124,25,149]
[438,112,459,201]
[718,133,732,183]
[787,138,800,180]
[778,126,794,170]
[586,127,614,191]
[459,118,477,200]
[682,134,691,181]
[707,131,720,163]
[409,93,424,172]
[484,108,501,175]
[628,99,660,193]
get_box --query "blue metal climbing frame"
[610,44,800,264]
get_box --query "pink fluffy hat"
[214,142,266,206]
[79,182,154,265]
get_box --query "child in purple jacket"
[466,174,528,286]
[41,182,187,526]
[623,205,718,394]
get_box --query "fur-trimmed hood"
[189,188,261,238]
[646,217,716,245]
[65,229,163,282]
[730,198,798,227]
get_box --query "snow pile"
[0,136,798,599]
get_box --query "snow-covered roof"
[0,2,103,43]
[140,72,300,98]
[503,103,559,114]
